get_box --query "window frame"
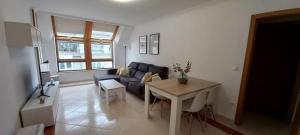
[51,16,118,72]
[91,42,114,70]
[58,62,87,71]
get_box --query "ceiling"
[34,0,209,26]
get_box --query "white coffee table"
[99,79,126,105]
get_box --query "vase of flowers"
[173,61,192,84]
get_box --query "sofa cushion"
[128,81,144,94]
[134,71,145,80]
[128,68,137,77]
[94,74,119,80]
[138,63,149,72]
[106,68,117,75]
[128,62,139,69]
[148,64,169,79]
[120,77,139,87]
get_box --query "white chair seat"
[181,90,207,134]
[182,98,194,111]
[149,76,169,118]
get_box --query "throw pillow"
[141,72,153,83]
[151,74,162,82]
[116,66,122,75]
[119,67,129,76]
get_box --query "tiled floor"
[55,84,229,135]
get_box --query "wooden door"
[292,101,300,135]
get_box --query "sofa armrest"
[107,68,118,75]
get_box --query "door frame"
[235,8,300,125]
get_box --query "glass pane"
[91,31,113,39]
[92,61,113,69]
[57,32,84,38]
[57,40,85,59]
[91,43,112,59]
[59,62,86,71]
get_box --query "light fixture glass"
[112,0,135,3]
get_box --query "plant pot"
[177,72,188,84]
[178,78,188,84]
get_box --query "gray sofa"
[94,62,169,100]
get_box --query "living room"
[1,0,300,135]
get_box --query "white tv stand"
[21,81,60,127]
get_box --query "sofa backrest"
[128,62,139,69]
[128,62,169,80]
[148,64,169,79]
[134,71,145,80]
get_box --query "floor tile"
[57,84,229,135]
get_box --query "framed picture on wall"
[149,33,160,55]
[139,35,147,54]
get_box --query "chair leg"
[209,104,216,121]
[197,112,205,132]
[188,113,194,135]
[150,97,157,111]
[160,100,164,118]
[202,108,208,127]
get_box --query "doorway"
[245,21,300,121]
[235,8,300,135]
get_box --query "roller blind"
[92,22,116,39]
[93,22,116,33]
[55,16,85,37]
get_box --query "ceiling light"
[112,0,135,3]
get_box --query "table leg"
[105,89,109,106]
[122,88,126,102]
[98,83,102,95]
[145,84,150,118]
[169,97,182,135]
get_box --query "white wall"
[128,0,300,120]
[0,0,39,134]
[114,26,134,67]
[36,12,133,83]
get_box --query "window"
[52,16,118,71]
[57,40,85,59]
[91,43,112,59]
[92,61,113,69]
[59,62,86,71]
[91,43,113,69]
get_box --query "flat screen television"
[38,61,51,97]
[34,45,51,97]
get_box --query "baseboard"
[60,80,94,87]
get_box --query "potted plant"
[173,61,192,84]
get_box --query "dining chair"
[182,90,207,135]
[204,87,217,122]
[150,76,169,118]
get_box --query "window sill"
[58,69,111,73]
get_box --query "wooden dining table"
[145,77,220,135]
